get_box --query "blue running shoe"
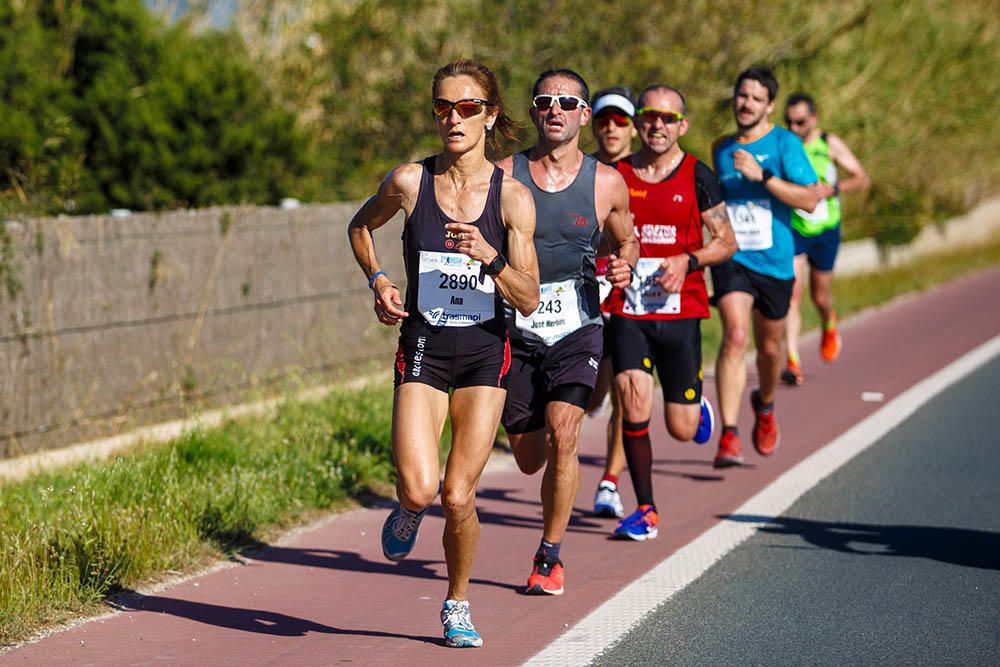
[612,505,659,541]
[441,599,483,648]
[381,503,426,561]
[693,395,715,445]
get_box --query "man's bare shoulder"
[595,160,627,192]
[824,132,852,155]
[495,155,516,175]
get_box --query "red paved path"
[6,267,1000,666]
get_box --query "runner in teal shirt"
[708,67,820,471]
[713,122,816,280]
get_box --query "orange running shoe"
[751,389,780,456]
[821,326,842,363]
[713,430,744,468]
[526,556,564,596]
[781,358,804,386]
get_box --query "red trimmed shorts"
[393,317,511,392]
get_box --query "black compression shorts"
[394,317,510,392]
[609,315,703,405]
[501,323,603,434]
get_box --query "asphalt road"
[593,354,1000,666]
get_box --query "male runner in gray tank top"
[496,68,638,597]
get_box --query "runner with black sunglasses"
[496,68,638,597]
[348,60,540,648]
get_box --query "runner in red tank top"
[603,85,737,541]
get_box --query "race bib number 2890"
[417,251,495,327]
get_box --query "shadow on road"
[244,546,523,592]
[112,592,441,644]
[580,453,744,480]
[725,514,1000,570]
[651,466,725,482]
[420,489,609,536]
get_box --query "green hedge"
[0,0,312,216]
[1,0,997,246]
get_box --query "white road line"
[525,334,1000,667]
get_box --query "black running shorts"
[501,323,604,434]
[709,259,794,320]
[394,317,510,392]
[609,315,703,405]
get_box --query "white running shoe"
[593,480,624,518]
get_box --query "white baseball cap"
[591,90,636,117]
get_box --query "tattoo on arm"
[702,203,731,236]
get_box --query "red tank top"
[605,154,709,320]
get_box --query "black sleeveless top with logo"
[401,156,508,334]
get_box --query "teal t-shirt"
[713,125,817,280]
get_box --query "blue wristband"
[368,270,387,289]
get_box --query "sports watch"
[484,254,507,277]
[687,252,699,272]
[760,168,774,183]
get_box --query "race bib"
[622,257,681,316]
[596,274,612,306]
[727,199,773,251]
[515,279,582,345]
[795,197,829,223]
[417,251,495,327]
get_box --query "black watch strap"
[760,168,774,183]
[484,254,507,277]
[687,252,699,272]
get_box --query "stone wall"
[0,204,405,457]
[3,196,998,459]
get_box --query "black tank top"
[401,156,508,326]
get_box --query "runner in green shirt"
[782,93,871,385]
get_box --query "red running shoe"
[751,388,780,456]
[821,327,842,363]
[526,556,564,596]
[713,430,744,468]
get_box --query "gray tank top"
[508,150,602,344]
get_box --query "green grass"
[2,235,999,648]
[0,383,401,646]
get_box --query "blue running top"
[713,126,816,280]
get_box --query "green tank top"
[791,132,841,236]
